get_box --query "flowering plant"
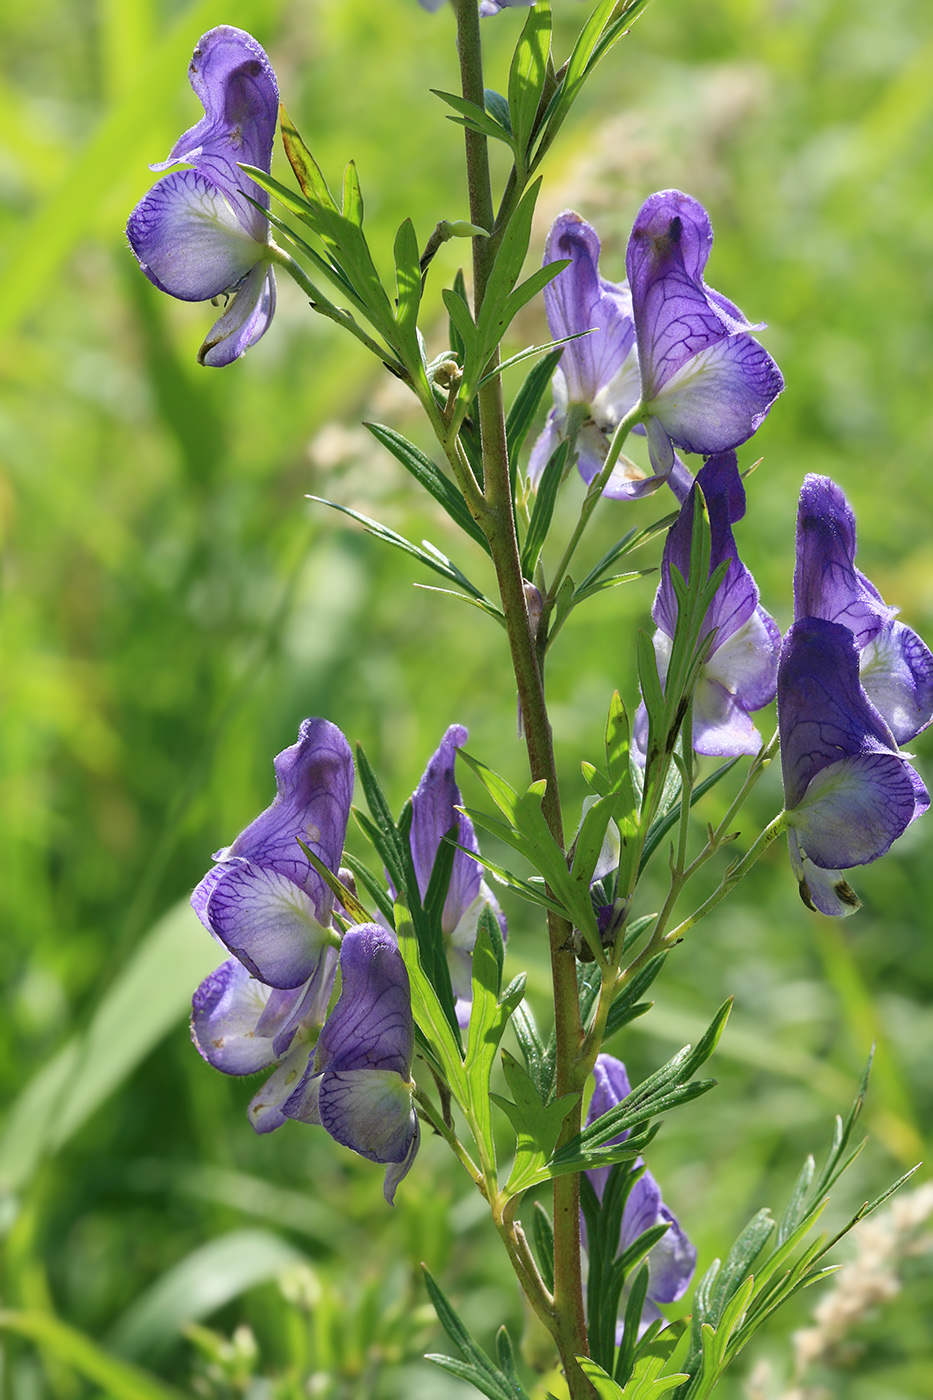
[116,7,928,1399]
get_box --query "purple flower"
[626,191,783,481]
[191,950,337,1134]
[778,617,929,915]
[405,725,506,1026]
[191,718,354,989]
[794,475,933,745]
[529,213,654,499]
[284,925,419,1204]
[584,1056,696,1337]
[635,451,781,760]
[126,27,279,366]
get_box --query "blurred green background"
[2,0,933,1395]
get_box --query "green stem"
[269,243,406,376]
[664,810,787,943]
[453,1,592,1392]
[544,402,645,613]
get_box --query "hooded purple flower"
[634,452,781,760]
[778,618,929,916]
[794,475,933,745]
[126,26,279,366]
[528,213,654,499]
[405,724,506,1026]
[626,191,783,481]
[191,718,354,989]
[284,925,419,1204]
[191,949,337,1134]
[584,1056,696,1338]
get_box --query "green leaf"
[423,1269,529,1400]
[506,345,564,470]
[450,842,567,916]
[484,88,513,134]
[556,1001,731,1164]
[636,627,666,742]
[396,898,467,1097]
[511,999,549,1102]
[508,2,552,167]
[342,159,364,226]
[295,840,371,926]
[443,285,479,360]
[0,1310,185,1400]
[532,1202,555,1294]
[431,89,514,147]
[496,1051,579,1197]
[0,899,221,1192]
[604,954,667,1038]
[574,512,676,600]
[465,928,526,1172]
[340,850,398,928]
[281,106,339,209]
[307,494,488,599]
[638,759,739,874]
[393,217,422,356]
[364,422,491,554]
[473,180,544,374]
[354,743,410,892]
[477,332,587,390]
[569,791,620,891]
[521,439,569,576]
[534,0,654,168]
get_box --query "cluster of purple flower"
[190,718,500,1201]
[536,203,931,911]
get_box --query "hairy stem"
[453,1,592,1392]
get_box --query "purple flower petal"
[650,333,784,457]
[778,618,929,900]
[479,0,536,14]
[127,169,266,301]
[543,213,636,407]
[199,261,276,367]
[152,25,278,239]
[787,829,861,917]
[382,1117,421,1205]
[654,452,755,645]
[316,925,414,1078]
[861,621,933,745]
[532,211,651,497]
[285,926,419,1196]
[226,718,354,917]
[410,724,482,927]
[247,1042,313,1135]
[794,475,933,743]
[793,475,888,646]
[318,1068,417,1164]
[206,860,334,988]
[642,1204,696,1305]
[527,409,562,488]
[643,452,779,761]
[627,190,782,454]
[191,958,278,1075]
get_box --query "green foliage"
[423,1268,531,1400]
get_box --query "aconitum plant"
[126,8,929,1399]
